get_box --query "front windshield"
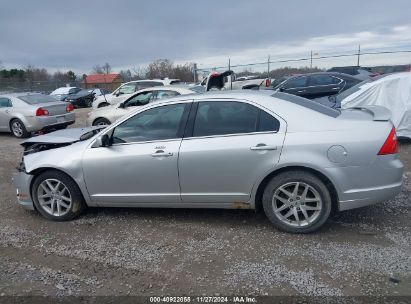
[335,79,372,102]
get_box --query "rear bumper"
[25,113,75,132]
[338,182,402,211]
[329,156,404,211]
[12,171,35,210]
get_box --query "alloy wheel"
[37,179,72,216]
[11,121,23,137]
[272,182,322,227]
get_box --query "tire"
[98,102,109,108]
[31,170,86,221]
[92,118,111,126]
[10,119,30,138]
[262,171,332,233]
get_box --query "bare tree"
[102,62,111,74]
[92,64,103,74]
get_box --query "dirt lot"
[0,108,410,298]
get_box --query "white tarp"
[341,72,411,138]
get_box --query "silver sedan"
[0,93,75,138]
[12,91,403,233]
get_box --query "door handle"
[297,90,306,93]
[151,150,173,157]
[250,144,277,151]
[331,87,341,90]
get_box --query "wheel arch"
[29,167,89,206]
[92,117,111,126]
[254,165,339,213]
[8,115,28,132]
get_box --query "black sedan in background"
[64,89,110,108]
[271,72,362,99]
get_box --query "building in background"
[82,73,123,91]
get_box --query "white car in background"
[87,86,196,126]
[50,87,82,101]
[92,79,180,109]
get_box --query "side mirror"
[278,87,285,92]
[118,102,125,108]
[115,92,121,97]
[95,134,110,147]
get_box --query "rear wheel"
[92,118,111,126]
[10,119,29,138]
[262,171,332,233]
[32,170,85,221]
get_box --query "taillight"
[66,104,74,112]
[36,107,49,116]
[265,79,271,87]
[378,127,398,155]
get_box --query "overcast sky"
[1,0,411,74]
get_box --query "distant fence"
[0,80,80,94]
[193,47,411,81]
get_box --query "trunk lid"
[35,101,70,116]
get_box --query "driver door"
[82,102,191,206]
[113,91,154,121]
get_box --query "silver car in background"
[87,86,197,126]
[0,93,75,138]
[12,91,403,233]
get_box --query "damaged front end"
[17,126,105,172]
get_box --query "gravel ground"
[0,108,410,297]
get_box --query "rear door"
[178,99,286,204]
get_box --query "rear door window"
[156,90,180,100]
[0,98,12,108]
[135,81,164,91]
[308,75,340,86]
[283,76,307,89]
[192,101,279,137]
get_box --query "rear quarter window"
[272,92,340,118]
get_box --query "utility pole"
[228,58,232,90]
[357,45,361,66]
[193,63,198,83]
[310,50,313,70]
[267,55,270,80]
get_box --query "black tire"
[10,119,30,138]
[262,171,332,233]
[92,118,111,126]
[98,102,109,108]
[31,170,86,221]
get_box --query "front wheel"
[32,170,86,221]
[262,171,332,233]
